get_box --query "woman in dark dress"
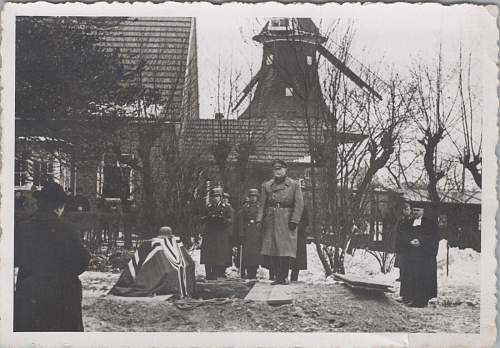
[14,182,91,331]
[407,206,439,307]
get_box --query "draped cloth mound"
[109,236,195,298]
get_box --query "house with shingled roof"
[15,17,199,208]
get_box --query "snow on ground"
[190,241,481,305]
[81,241,480,332]
[94,239,480,305]
[325,240,481,305]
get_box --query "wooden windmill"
[234,18,382,120]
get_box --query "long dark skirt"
[408,256,438,305]
[14,274,84,332]
[398,254,410,300]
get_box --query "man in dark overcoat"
[238,188,262,279]
[14,182,91,331]
[257,160,304,285]
[200,187,233,280]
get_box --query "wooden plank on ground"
[244,281,272,302]
[106,294,173,302]
[267,284,294,305]
[343,282,394,293]
[333,273,393,289]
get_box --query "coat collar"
[271,176,291,188]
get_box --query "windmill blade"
[317,45,382,100]
[232,68,262,112]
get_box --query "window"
[304,168,311,180]
[15,157,29,189]
[98,154,134,199]
[270,18,289,28]
[285,87,294,97]
[298,178,306,189]
[372,220,383,241]
[32,159,55,187]
[265,54,274,65]
[306,55,313,66]
[438,214,448,229]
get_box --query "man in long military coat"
[238,188,262,279]
[257,160,304,285]
[14,182,91,331]
[200,187,233,280]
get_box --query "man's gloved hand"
[288,222,297,231]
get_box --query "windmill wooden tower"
[234,18,381,120]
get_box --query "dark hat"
[211,187,223,196]
[271,159,287,169]
[37,181,67,208]
[223,192,230,199]
[248,188,259,196]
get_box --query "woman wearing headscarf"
[14,181,91,331]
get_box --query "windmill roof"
[98,17,196,118]
[254,18,326,44]
[181,119,365,164]
[295,18,320,34]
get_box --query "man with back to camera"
[256,159,304,285]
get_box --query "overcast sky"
[193,3,497,118]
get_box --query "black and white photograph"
[0,2,498,347]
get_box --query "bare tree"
[456,49,482,189]
[264,20,412,275]
[410,47,461,205]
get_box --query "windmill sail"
[317,44,382,100]
[232,68,262,112]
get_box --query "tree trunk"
[138,139,157,238]
[310,160,333,277]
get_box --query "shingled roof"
[99,17,199,120]
[181,119,365,164]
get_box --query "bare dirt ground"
[81,273,479,333]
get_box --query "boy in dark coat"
[14,182,91,331]
[289,207,309,282]
[238,189,262,279]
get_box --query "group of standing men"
[395,203,439,308]
[200,159,308,285]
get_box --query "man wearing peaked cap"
[236,188,262,279]
[248,188,259,197]
[200,186,233,280]
[256,159,304,285]
[211,187,224,196]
